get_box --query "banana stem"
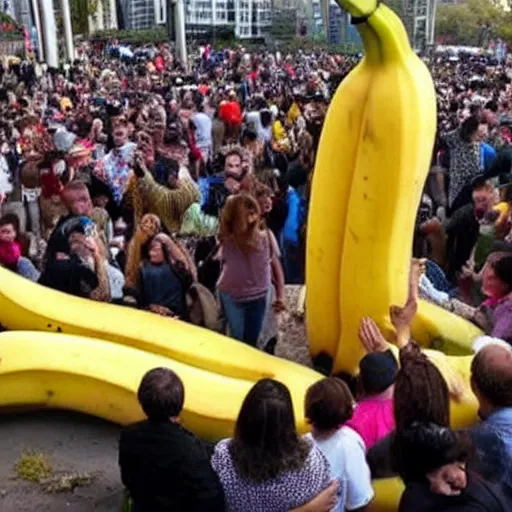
[358,22,381,67]
[356,4,412,65]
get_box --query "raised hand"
[359,317,388,353]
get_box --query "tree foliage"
[435,0,512,46]
[69,0,101,35]
[70,0,89,35]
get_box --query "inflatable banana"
[307,0,481,374]
[0,331,321,440]
[0,266,323,384]
[368,479,404,512]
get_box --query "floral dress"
[211,438,331,512]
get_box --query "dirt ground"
[0,286,310,511]
[0,411,124,511]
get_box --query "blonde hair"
[125,214,161,289]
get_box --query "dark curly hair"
[394,342,450,432]
[395,423,471,483]
[230,379,310,482]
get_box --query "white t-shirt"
[304,427,374,512]
[192,112,213,148]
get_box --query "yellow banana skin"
[307,2,481,509]
[308,1,481,374]
[0,267,321,384]
[412,299,482,355]
[335,5,436,374]
[0,331,320,441]
[306,27,380,359]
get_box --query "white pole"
[40,0,58,68]
[30,0,44,61]
[174,0,187,68]
[110,0,118,29]
[60,0,74,62]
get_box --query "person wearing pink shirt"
[346,349,397,451]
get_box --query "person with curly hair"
[398,423,510,512]
[124,213,161,292]
[136,232,196,319]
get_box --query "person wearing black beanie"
[346,349,398,451]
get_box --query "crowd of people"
[1,43,512,510]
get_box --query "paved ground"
[0,411,124,511]
[0,286,310,511]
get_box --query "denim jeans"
[26,198,41,240]
[17,257,40,281]
[219,291,268,347]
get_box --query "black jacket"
[399,471,511,512]
[119,420,224,512]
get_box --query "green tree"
[70,0,99,35]
[435,0,504,46]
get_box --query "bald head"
[472,344,512,408]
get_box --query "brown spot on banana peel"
[349,228,359,243]
[363,120,375,141]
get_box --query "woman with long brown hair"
[217,193,281,346]
[211,379,334,511]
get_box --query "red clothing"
[284,65,296,79]
[219,100,242,125]
[155,55,165,72]
[0,240,21,269]
[40,170,63,199]
[188,129,203,163]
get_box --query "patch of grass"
[15,451,53,483]
[15,451,94,494]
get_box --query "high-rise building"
[119,0,155,30]
[117,0,272,38]
[185,0,272,39]
[3,0,31,27]
[403,0,437,50]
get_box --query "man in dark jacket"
[119,368,224,511]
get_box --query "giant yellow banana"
[0,267,321,384]
[306,26,381,359]
[0,331,320,440]
[307,0,481,374]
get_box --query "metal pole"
[174,0,187,68]
[40,0,58,68]
[30,0,44,61]
[167,0,175,40]
[428,0,437,46]
[60,0,74,62]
